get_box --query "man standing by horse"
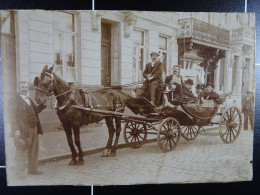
[136,52,163,106]
[14,81,46,179]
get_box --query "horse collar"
[57,98,72,111]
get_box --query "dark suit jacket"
[203,91,219,100]
[182,86,195,98]
[143,61,163,83]
[242,95,254,113]
[16,94,46,138]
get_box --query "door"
[101,22,111,86]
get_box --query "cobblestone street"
[6,126,253,186]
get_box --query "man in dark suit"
[203,82,219,100]
[242,91,255,130]
[136,52,163,106]
[14,81,46,179]
[182,79,196,98]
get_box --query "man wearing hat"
[242,91,254,130]
[136,51,163,106]
[182,79,196,98]
[203,82,219,100]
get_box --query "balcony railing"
[178,18,230,48]
[232,27,254,46]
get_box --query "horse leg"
[101,117,115,157]
[63,123,77,166]
[72,125,84,165]
[110,117,122,157]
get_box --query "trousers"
[244,110,254,130]
[136,80,159,102]
[15,127,39,177]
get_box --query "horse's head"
[34,65,54,104]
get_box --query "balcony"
[178,18,230,49]
[231,27,255,46]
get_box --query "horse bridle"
[35,72,72,100]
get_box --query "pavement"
[4,121,254,186]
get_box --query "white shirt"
[20,94,30,106]
[151,61,156,67]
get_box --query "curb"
[38,138,157,165]
[38,126,221,165]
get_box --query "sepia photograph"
[0,10,256,186]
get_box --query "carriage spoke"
[230,128,236,140]
[138,134,144,140]
[221,127,228,138]
[191,127,196,137]
[231,111,238,121]
[136,135,140,144]
[130,135,135,143]
[126,134,133,139]
[170,136,176,145]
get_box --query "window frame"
[133,28,146,83]
[52,11,77,82]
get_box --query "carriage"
[34,65,242,166]
[73,94,242,152]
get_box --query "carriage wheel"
[219,106,242,144]
[181,126,200,141]
[123,121,147,148]
[157,117,181,152]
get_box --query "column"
[223,51,231,93]
[235,55,243,94]
[214,60,220,93]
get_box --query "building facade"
[1,10,255,127]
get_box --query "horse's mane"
[52,72,70,91]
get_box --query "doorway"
[101,22,111,86]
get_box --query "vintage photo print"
[0,10,256,186]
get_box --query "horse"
[34,65,128,166]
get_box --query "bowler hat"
[196,84,204,89]
[150,52,160,56]
[185,79,194,85]
[206,82,214,88]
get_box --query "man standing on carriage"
[136,51,163,106]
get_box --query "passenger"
[203,82,219,100]
[164,65,182,103]
[136,51,163,106]
[165,65,182,90]
[182,79,196,99]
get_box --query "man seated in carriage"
[202,82,219,101]
[164,65,182,105]
[182,79,196,99]
[136,52,163,106]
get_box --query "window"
[159,36,167,75]
[53,12,77,82]
[132,30,145,82]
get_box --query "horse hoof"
[101,153,109,157]
[101,149,111,157]
[110,151,116,157]
[76,159,84,165]
[68,159,77,166]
